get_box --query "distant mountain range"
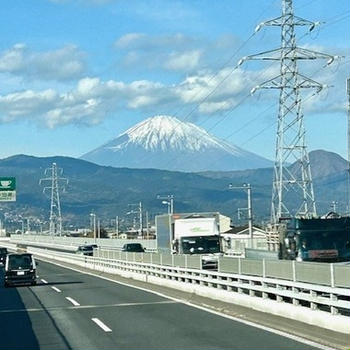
[81,115,273,172]
[0,150,348,227]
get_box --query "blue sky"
[0,0,349,160]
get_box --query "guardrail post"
[292,260,296,282]
[330,293,338,315]
[262,259,266,278]
[276,285,283,302]
[249,280,255,296]
[292,286,299,306]
[310,290,318,310]
[330,263,335,288]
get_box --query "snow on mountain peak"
[109,115,241,154]
[81,114,273,172]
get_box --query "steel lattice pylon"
[239,0,338,224]
[40,163,68,235]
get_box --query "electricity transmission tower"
[40,163,68,236]
[239,0,338,224]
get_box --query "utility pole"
[238,0,337,224]
[347,78,350,215]
[127,203,143,236]
[229,183,253,238]
[40,163,68,236]
[145,211,149,239]
[97,218,101,239]
[139,202,142,237]
[115,215,119,237]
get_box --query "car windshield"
[8,255,33,270]
[181,236,220,254]
[299,229,349,252]
[81,246,93,251]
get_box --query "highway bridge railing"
[94,249,349,288]
[10,234,157,252]
[26,246,350,334]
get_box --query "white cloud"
[0,44,86,81]
[0,66,267,127]
[115,33,192,51]
[115,33,205,72]
[0,49,346,128]
[164,50,202,71]
[0,77,171,128]
[115,33,147,49]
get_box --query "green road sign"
[0,177,16,201]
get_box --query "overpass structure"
[6,235,349,337]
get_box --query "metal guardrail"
[96,249,350,289]
[219,256,350,288]
[28,247,350,325]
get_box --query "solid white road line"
[51,286,61,293]
[65,297,80,306]
[91,318,112,332]
[41,279,48,284]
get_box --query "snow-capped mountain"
[81,115,273,172]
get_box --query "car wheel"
[31,281,37,286]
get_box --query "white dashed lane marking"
[65,297,80,306]
[51,286,61,293]
[91,318,112,332]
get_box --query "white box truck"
[172,217,222,269]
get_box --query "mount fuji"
[81,115,273,172]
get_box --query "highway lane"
[0,260,330,350]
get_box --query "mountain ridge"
[0,149,347,226]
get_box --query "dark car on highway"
[121,243,145,252]
[76,244,97,256]
[0,247,8,265]
[4,253,37,287]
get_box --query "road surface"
[0,260,329,349]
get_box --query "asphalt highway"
[0,260,331,349]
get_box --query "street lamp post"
[229,183,253,239]
[90,213,96,242]
[157,195,174,214]
[115,215,119,238]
